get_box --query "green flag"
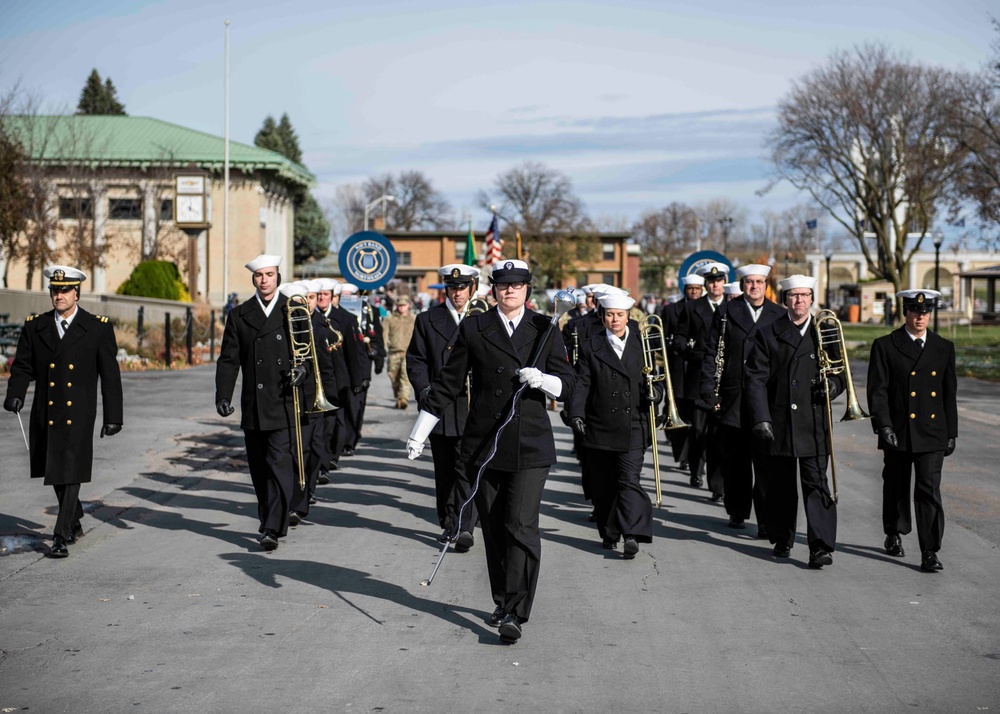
[465,220,478,267]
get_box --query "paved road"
[1,363,998,713]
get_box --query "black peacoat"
[422,307,574,472]
[674,296,721,400]
[700,297,786,428]
[215,294,334,431]
[5,308,123,485]
[867,328,957,453]
[744,315,844,458]
[568,328,651,452]
[325,305,362,391]
[406,302,469,438]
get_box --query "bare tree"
[476,161,592,288]
[328,183,366,248]
[948,20,1000,227]
[695,198,750,255]
[765,43,968,293]
[633,202,698,293]
[0,85,31,287]
[360,170,452,231]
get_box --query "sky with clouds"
[1,0,995,232]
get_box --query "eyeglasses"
[498,282,526,291]
[787,292,812,300]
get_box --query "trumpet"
[286,297,338,487]
[814,309,869,504]
[639,314,688,507]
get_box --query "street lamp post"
[718,217,733,254]
[933,229,944,332]
[364,195,395,231]
[824,249,833,310]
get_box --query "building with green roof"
[2,115,312,304]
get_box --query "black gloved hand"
[374,357,385,375]
[216,398,235,417]
[752,422,775,443]
[878,426,898,448]
[641,380,664,406]
[812,378,841,404]
[945,437,956,457]
[570,417,586,436]
[289,365,308,387]
[100,423,122,438]
[559,409,572,427]
[3,396,23,413]
[361,378,371,392]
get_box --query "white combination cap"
[43,265,87,286]
[736,264,771,279]
[245,254,282,272]
[696,262,729,279]
[438,264,480,282]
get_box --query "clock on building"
[175,174,208,227]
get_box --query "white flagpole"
[223,19,231,306]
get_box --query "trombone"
[814,309,869,504]
[639,314,688,507]
[286,296,337,488]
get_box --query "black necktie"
[61,320,69,337]
[915,338,923,349]
[508,320,515,335]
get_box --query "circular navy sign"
[338,231,397,291]
[677,250,734,287]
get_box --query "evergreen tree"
[294,193,330,264]
[76,69,126,115]
[253,115,283,156]
[275,113,302,164]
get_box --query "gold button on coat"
[910,413,916,419]
[66,420,72,425]
[49,381,54,387]
[48,400,53,405]
[911,391,916,397]
[932,371,937,376]
[49,363,55,368]
[68,364,74,370]
[48,420,53,426]
[67,382,72,387]
[931,391,936,397]
[67,401,72,406]
[931,414,936,419]
[911,371,916,376]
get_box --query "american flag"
[484,214,503,265]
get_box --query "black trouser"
[704,418,724,497]
[588,447,653,544]
[428,433,478,533]
[52,483,84,540]
[290,420,321,517]
[720,425,768,525]
[346,389,369,450]
[687,405,708,482]
[329,406,348,466]
[244,427,295,536]
[882,450,945,553]
[675,399,694,465]
[474,465,548,623]
[762,454,837,553]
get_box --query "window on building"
[109,198,142,220]
[602,273,616,287]
[577,274,588,288]
[58,197,93,220]
[398,252,412,266]
[454,241,465,261]
[602,242,615,261]
[401,276,419,294]
[160,199,173,221]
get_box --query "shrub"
[116,261,191,301]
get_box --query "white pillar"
[91,182,107,293]
[197,229,208,299]
[857,260,868,282]
[140,181,157,260]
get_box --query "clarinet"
[712,310,727,411]
[571,326,580,365]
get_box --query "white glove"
[518,367,544,389]
[406,410,440,460]
[406,439,425,460]
[518,367,562,399]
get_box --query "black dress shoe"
[485,606,505,628]
[710,492,724,503]
[727,517,746,530]
[289,512,302,527]
[756,527,769,540]
[602,538,618,550]
[341,446,355,457]
[773,544,791,558]
[328,461,341,471]
[587,509,597,522]
[623,537,639,560]
[498,614,522,643]
[48,535,69,558]
[308,496,317,505]
[679,460,689,471]
[884,534,905,557]
[317,470,331,485]
[454,531,475,553]
[921,551,944,572]
[260,531,279,551]
[66,522,85,544]
[808,549,833,569]
[690,476,704,488]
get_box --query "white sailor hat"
[475,283,491,297]
[574,290,588,304]
[666,293,685,304]
[593,285,628,298]
[299,279,322,294]
[439,264,480,285]
[245,254,282,272]
[490,259,531,284]
[723,281,742,296]
[696,262,729,280]
[580,283,600,294]
[278,281,307,298]
[339,283,360,295]
[315,278,339,292]
[778,274,817,292]
[597,294,636,310]
[897,289,941,313]
[43,265,87,287]
[736,264,771,279]
[681,274,705,287]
